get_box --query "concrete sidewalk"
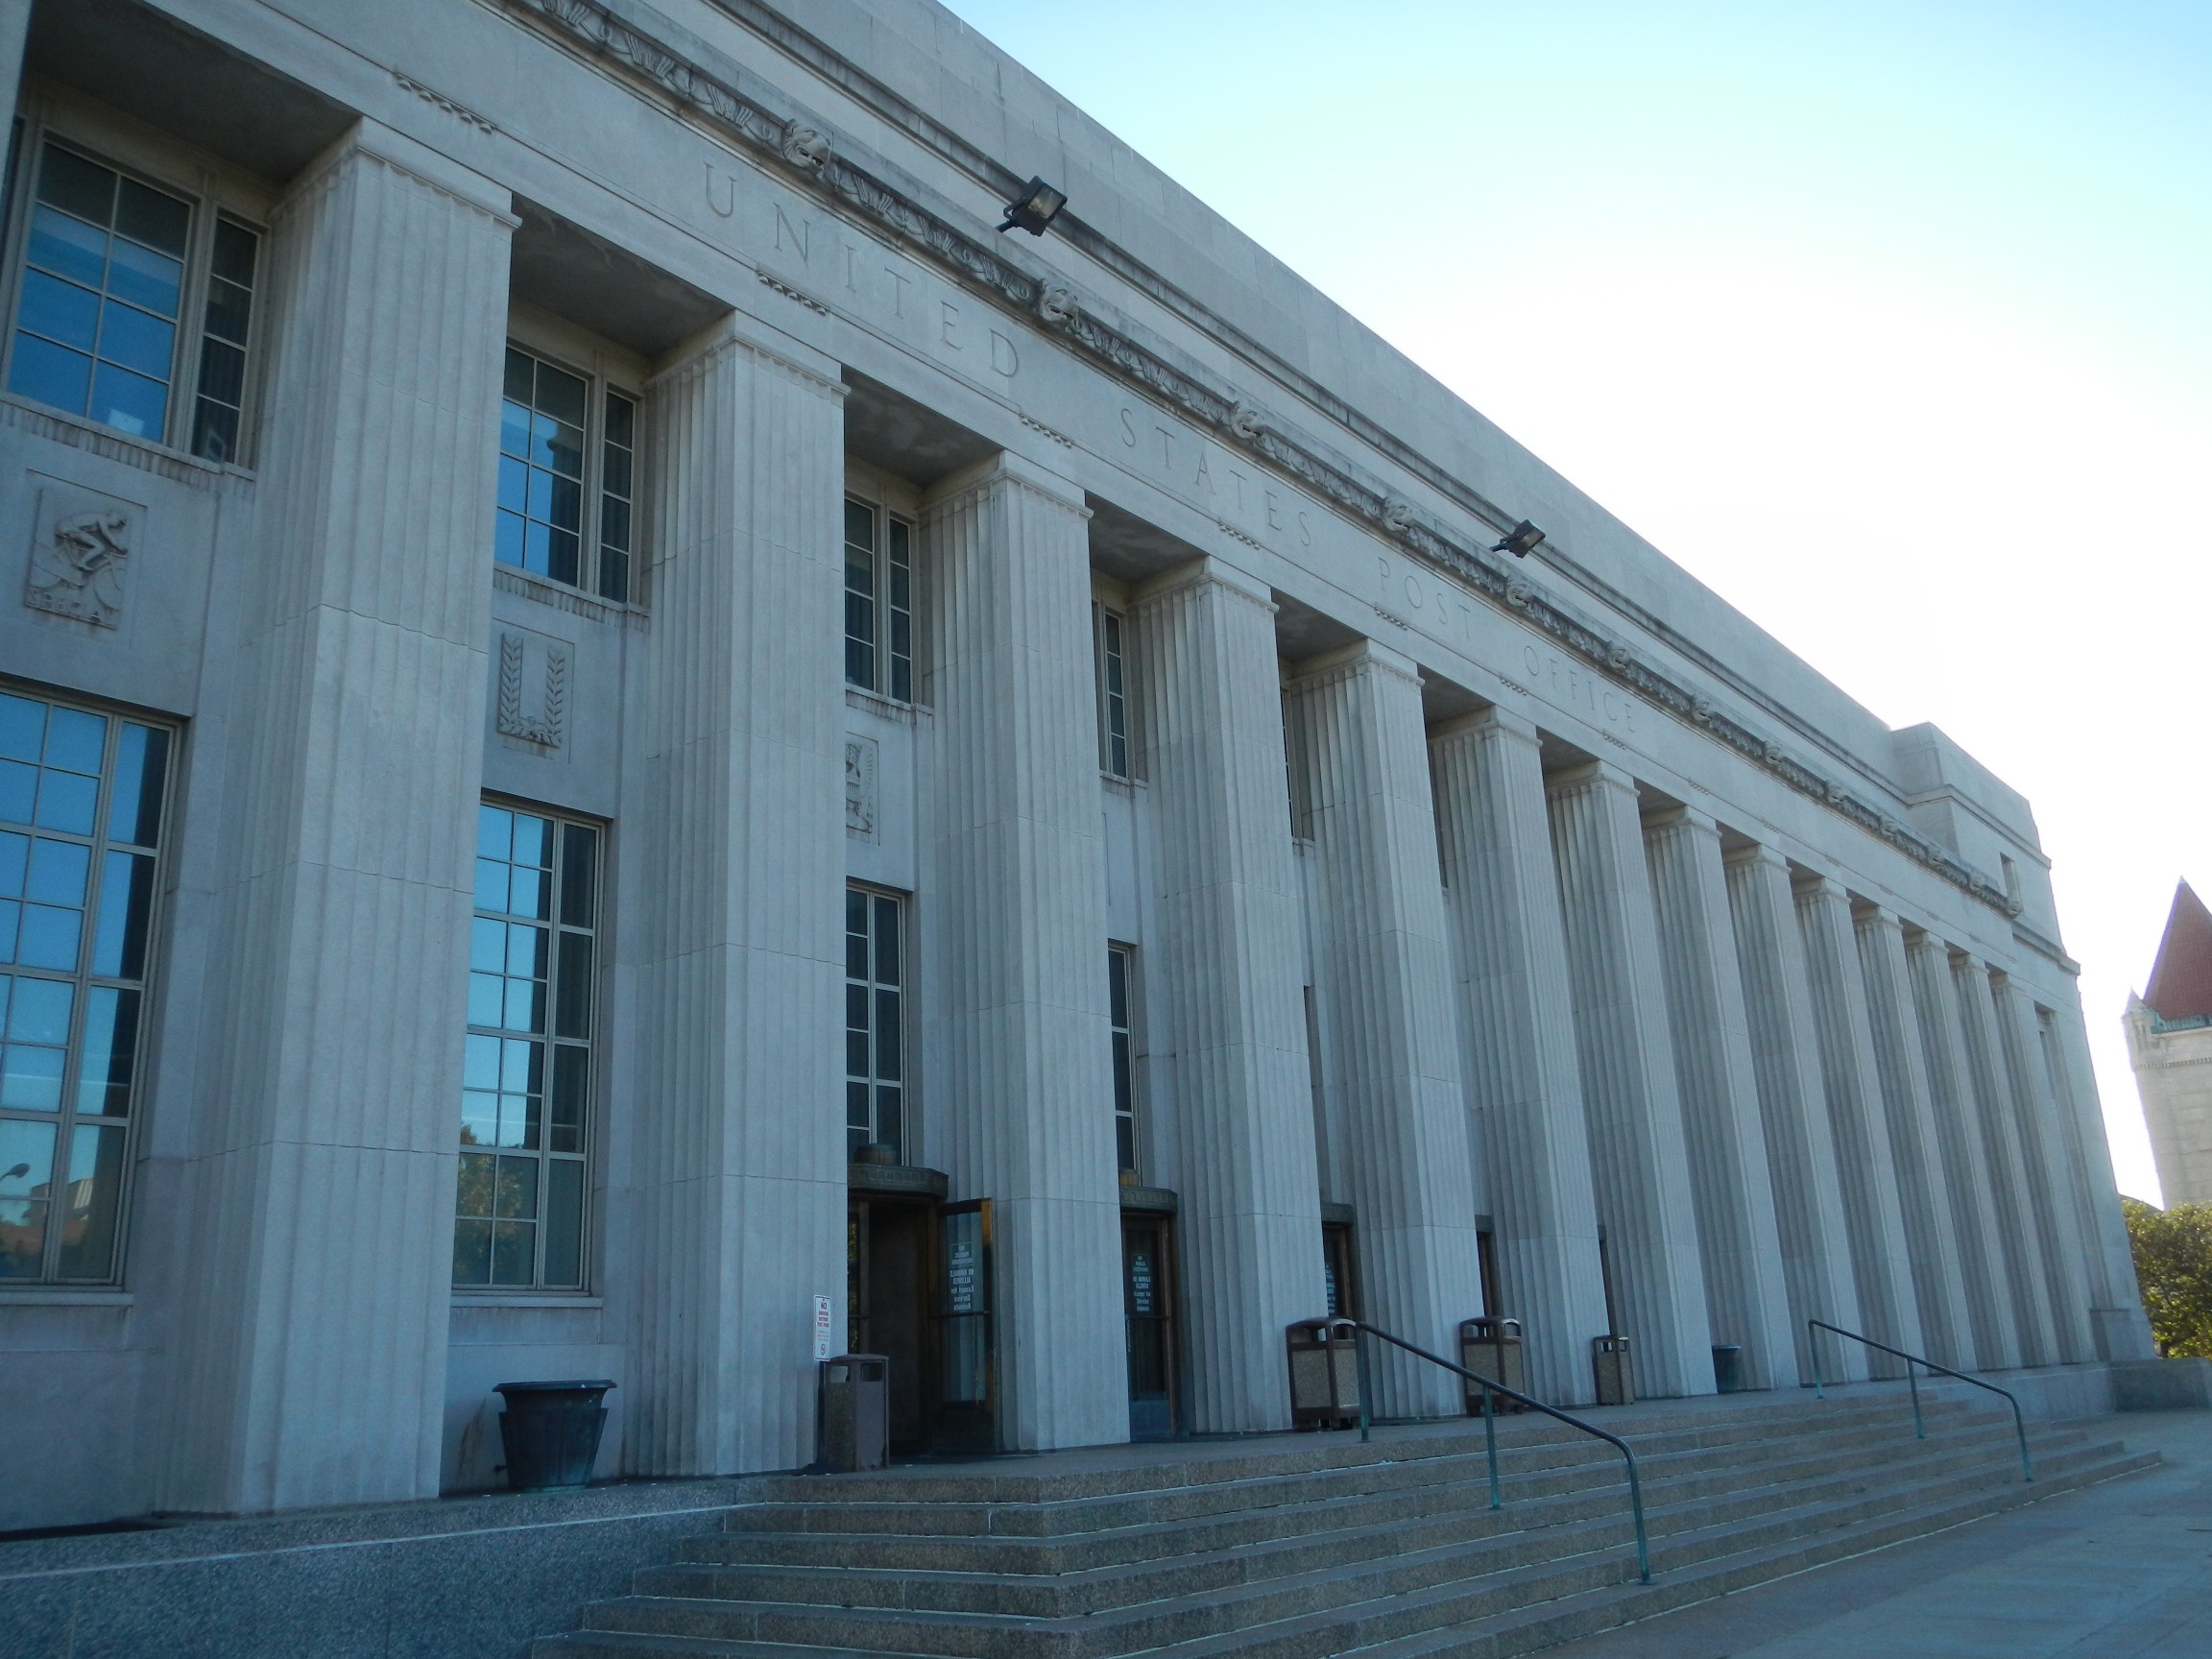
[1537,1409,2212,1658]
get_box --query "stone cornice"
[501,0,2023,930]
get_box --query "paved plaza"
[1540,1409,2212,1657]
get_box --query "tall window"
[496,344,637,602]
[457,803,598,1290]
[846,885,904,1160]
[1109,945,1137,1173]
[0,687,169,1283]
[1094,606,1130,778]
[844,496,913,701]
[6,137,260,459]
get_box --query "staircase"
[536,1388,2155,1659]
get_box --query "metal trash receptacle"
[1712,1343,1745,1395]
[1459,1316,1527,1413]
[1286,1317,1360,1429]
[1592,1335,1635,1407]
[819,1354,889,1471]
[494,1380,614,1490]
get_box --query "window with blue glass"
[457,802,599,1290]
[0,687,169,1284]
[846,884,905,1160]
[844,495,913,701]
[496,345,637,602]
[6,139,260,459]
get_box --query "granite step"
[580,1433,2131,1655]
[533,1394,2155,1659]
[715,1396,1990,1542]
[651,1419,2082,1614]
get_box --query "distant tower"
[2126,881,2212,1206]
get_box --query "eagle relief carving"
[25,490,138,627]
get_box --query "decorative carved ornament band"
[506,0,2022,928]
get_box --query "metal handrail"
[1346,1320,1651,1585]
[1806,1319,2032,1483]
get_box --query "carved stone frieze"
[780,120,830,171]
[1036,281,1078,325]
[504,0,2022,923]
[23,485,137,628]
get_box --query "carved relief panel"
[493,626,570,751]
[845,735,878,841]
[22,482,142,628]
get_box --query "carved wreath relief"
[496,628,570,748]
[24,487,139,628]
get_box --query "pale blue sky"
[941,0,2212,1199]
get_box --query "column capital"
[1131,554,1274,614]
[647,310,848,400]
[281,117,517,228]
[1430,703,1539,748]
[1285,636,1419,691]
[1721,839,1791,875]
[1791,868,1848,903]
[923,449,1091,521]
[1641,804,1719,837]
[1543,757,1637,798]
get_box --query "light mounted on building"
[1492,519,1546,559]
[998,176,1068,236]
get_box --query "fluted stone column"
[1545,763,1713,1398]
[1992,977,2099,1363]
[1431,709,1607,1406]
[1642,809,1797,1391]
[1723,847,1863,1381]
[1286,641,1484,1416]
[0,2,29,143]
[1130,559,1324,1432]
[1954,955,2060,1365]
[1904,933,2021,1370]
[1794,876,1922,1369]
[164,124,514,1512]
[620,320,849,1476]
[1854,910,1975,1369]
[2041,999,2156,1360]
[923,452,1126,1451]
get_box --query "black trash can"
[1712,1344,1745,1395]
[495,1380,614,1490]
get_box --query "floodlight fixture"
[998,176,1068,236]
[1493,519,1545,559]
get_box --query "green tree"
[2123,1198,2212,1358]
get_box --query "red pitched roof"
[2145,882,2212,1022]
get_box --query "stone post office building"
[0,0,2152,1530]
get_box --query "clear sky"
[940,0,2212,1202]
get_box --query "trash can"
[1286,1317,1360,1428]
[1592,1336,1635,1407]
[494,1380,614,1491]
[819,1354,890,1472]
[1712,1343,1745,1395]
[1459,1316,1527,1413]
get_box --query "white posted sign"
[813,1294,834,1361]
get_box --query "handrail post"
[1805,1318,2032,1485]
[1345,1320,1650,1587]
[1481,1381,1501,1511]
[1354,1323,1373,1445]
[1623,1443,1651,1586]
